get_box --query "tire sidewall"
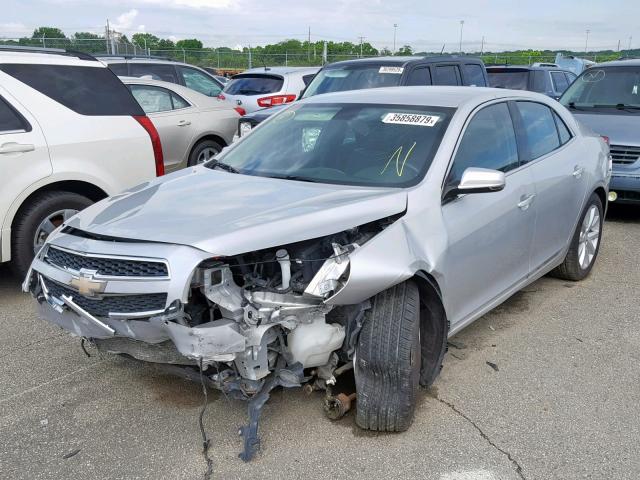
[573,194,604,279]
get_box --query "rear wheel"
[10,191,92,279]
[188,139,223,166]
[355,280,421,432]
[551,193,603,281]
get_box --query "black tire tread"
[355,280,420,432]
[188,139,223,166]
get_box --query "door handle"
[572,165,584,178]
[517,193,536,211]
[0,142,35,154]
[177,120,191,127]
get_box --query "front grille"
[611,145,640,165]
[46,247,168,277]
[44,278,167,317]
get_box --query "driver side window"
[447,102,519,186]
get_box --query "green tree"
[157,38,176,50]
[176,39,203,50]
[132,33,160,49]
[396,45,413,56]
[32,27,66,39]
[73,32,103,53]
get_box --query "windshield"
[210,103,453,187]
[223,74,284,96]
[487,69,530,90]
[560,66,640,111]
[301,65,403,99]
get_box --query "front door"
[440,102,536,328]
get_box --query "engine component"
[287,318,345,368]
[276,248,291,289]
[324,392,356,420]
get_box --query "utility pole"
[459,20,464,54]
[393,24,398,53]
[41,33,45,48]
[629,36,633,51]
[358,36,365,57]
[617,39,621,52]
[105,19,110,54]
[308,26,311,62]
[248,45,252,69]
[585,29,590,53]
[322,41,327,65]
[480,36,485,56]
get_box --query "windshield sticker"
[382,112,440,127]
[581,69,605,83]
[379,66,404,74]
[380,142,417,177]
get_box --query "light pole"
[585,29,590,53]
[459,20,465,54]
[393,24,398,53]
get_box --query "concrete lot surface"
[1,206,639,480]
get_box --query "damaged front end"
[24,217,395,460]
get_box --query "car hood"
[64,168,407,256]
[572,111,640,147]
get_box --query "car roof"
[486,65,571,72]
[299,85,546,108]
[325,55,484,68]
[592,58,640,67]
[240,66,320,75]
[0,49,103,67]
[100,57,200,69]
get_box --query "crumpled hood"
[573,112,640,147]
[65,168,407,256]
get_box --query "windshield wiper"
[593,104,640,112]
[264,174,321,183]
[206,159,240,174]
[567,102,586,111]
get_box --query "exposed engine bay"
[24,216,399,461]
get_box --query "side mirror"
[443,167,505,201]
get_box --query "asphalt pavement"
[1,205,639,480]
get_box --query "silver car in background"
[220,66,319,113]
[24,87,609,461]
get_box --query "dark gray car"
[487,65,577,99]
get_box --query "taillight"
[134,115,164,176]
[234,106,246,116]
[257,94,296,108]
[218,93,226,100]
[601,135,610,146]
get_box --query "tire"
[10,191,93,279]
[551,193,603,281]
[355,280,421,432]
[188,139,223,166]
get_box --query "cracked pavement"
[1,205,639,480]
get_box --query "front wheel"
[551,193,603,281]
[10,191,93,279]
[354,280,421,432]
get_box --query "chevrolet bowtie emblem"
[69,269,107,297]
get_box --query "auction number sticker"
[379,66,404,74]
[382,112,440,127]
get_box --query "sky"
[1,0,638,52]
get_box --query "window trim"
[441,99,521,197]
[0,95,32,134]
[128,84,192,113]
[550,71,569,93]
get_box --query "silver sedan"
[24,86,610,461]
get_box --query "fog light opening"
[608,191,617,202]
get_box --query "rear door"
[513,101,587,271]
[0,90,50,260]
[129,84,196,172]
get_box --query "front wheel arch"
[412,271,449,387]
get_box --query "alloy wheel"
[577,204,601,270]
[33,209,78,255]
[197,146,220,164]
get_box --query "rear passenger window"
[516,102,560,160]
[553,112,572,145]
[463,64,486,86]
[406,66,432,86]
[130,63,178,83]
[448,103,519,185]
[531,71,547,92]
[0,96,30,133]
[550,72,569,93]
[177,66,222,96]
[0,64,144,116]
[433,65,460,86]
[129,85,173,113]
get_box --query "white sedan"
[121,76,241,172]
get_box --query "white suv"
[0,47,163,277]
